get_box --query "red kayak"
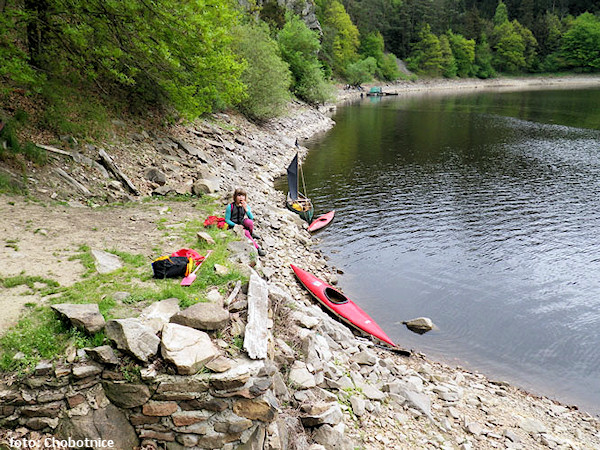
[291,264,396,347]
[307,210,335,233]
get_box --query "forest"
[0,0,599,128]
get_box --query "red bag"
[171,248,203,263]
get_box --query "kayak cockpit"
[325,287,349,304]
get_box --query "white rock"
[161,323,219,375]
[139,298,180,334]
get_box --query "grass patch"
[0,274,60,292]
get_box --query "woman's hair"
[233,188,247,201]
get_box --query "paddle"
[181,250,213,286]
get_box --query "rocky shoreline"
[1,76,600,449]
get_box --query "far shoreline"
[334,73,600,103]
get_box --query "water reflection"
[291,87,600,414]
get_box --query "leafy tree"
[439,35,458,78]
[260,0,287,30]
[493,1,509,26]
[473,33,496,78]
[560,12,600,71]
[513,20,538,71]
[278,15,333,104]
[345,57,378,86]
[360,31,399,80]
[379,53,400,80]
[492,21,526,72]
[231,23,291,121]
[407,24,443,76]
[317,0,360,76]
[1,0,246,119]
[447,31,476,77]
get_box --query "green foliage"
[0,8,45,94]
[317,0,360,76]
[231,23,291,121]
[278,15,333,104]
[560,12,600,71]
[473,34,496,78]
[439,35,457,78]
[493,1,509,26]
[379,53,400,81]
[407,24,443,76]
[260,0,288,30]
[1,0,245,120]
[360,31,400,81]
[447,31,476,77]
[345,57,377,86]
[492,21,528,72]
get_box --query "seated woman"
[225,188,266,256]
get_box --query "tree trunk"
[24,0,49,67]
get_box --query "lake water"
[295,85,600,415]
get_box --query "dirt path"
[0,196,203,334]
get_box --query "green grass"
[0,199,248,373]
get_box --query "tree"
[473,33,496,78]
[447,31,476,77]
[317,0,360,76]
[278,14,333,104]
[440,35,458,77]
[231,23,291,121]
[512,20,538,71]
[492,21,526,72]
[1,0,246,119]
[493,1,509,26]
[560,12,600,71]
[345,57,377,86]
[407,24,444,76]
[360,31,399,80]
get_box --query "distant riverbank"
[334,74,600,103]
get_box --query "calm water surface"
[296,86,600,414]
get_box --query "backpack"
[151,255,193,279]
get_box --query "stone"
[145,167,167,185]
[233,397,278,422]
[351,349,377,366]
[300,403,343,427]
[171,411,213,427]
[105,318,160,362]
[214,263,230,276]
[161,323,219,375]
[72,363,103,379]
[57,403,138,449]
[143,401,178,416]
[206,355,235,373]
[51,303,106,334]
[193,178,218,195]
[402,317,435,334]
[197,231,216,245]
[244,272,269,360]
[350,396,366,416]
[139,298,181,334]
[85,345,120,365]
[289,361,316,389]
[518,416,548,434]
[91,249,123,274]
[170,302,229,331]
[102,381,151,408]
[313,424,354,450]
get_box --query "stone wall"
[0,348,282,449]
